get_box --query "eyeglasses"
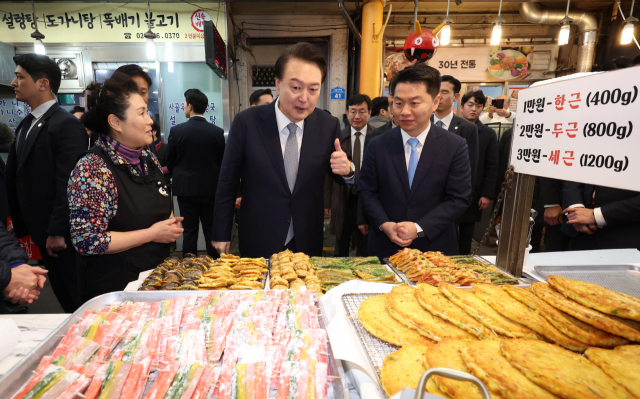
[348,110,369,116]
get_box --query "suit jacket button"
[286,220,290,225]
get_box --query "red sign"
[190,9,210,32]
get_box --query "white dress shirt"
[433,111,454,130]
[350,125,367,168]
[399,122,431,234]
[22,99,57,140]
[274,98,304,160]
[479,110,516,125]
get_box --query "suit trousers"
[177,196,216,257]
[39,237,80,313]
[336,195,368,257]
[457,222,476,255]
[543,224,571,252]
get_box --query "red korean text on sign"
[563,151,575,166]
[555,94,566,110]
[549,150,560,165]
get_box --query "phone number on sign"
[133,32,181,39]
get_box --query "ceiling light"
[30,0,45,55]
[491,0,505,46]
[144,0,156,60]
[440,0,453,46]
[558,0,574,46]
[621,20,636,44]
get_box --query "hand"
[46,236,67,257]
[3,265,48,304]
[148,217,184,244]
[544,206,564,226]
[495,108,511,118]
[324,208,332,216]
[5,287,41,305]
[488,106,496,118]
[478,197,491,210]
[358,224,369,235]
[330,139,352,176]
[572,223,597,235]
[395,222,418,241]
[564,207,597,226]
[213,241,230,255]
[235,197,242,208]
[381,222,413,247]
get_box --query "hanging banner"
[384,46,534,82]
[510,68,640,192]
[0,2,225,43]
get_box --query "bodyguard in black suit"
[359,64,472,260]
[5,54,88,312]
[212,43,354,257]
[166,89,225,257]
[457,90,499,255]
[540,178,571,252]
[432,75,479,185]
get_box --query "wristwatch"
[345,161,356,178]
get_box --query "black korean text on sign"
[583,121,633,139]
[580,154,629,172]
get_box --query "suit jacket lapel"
[388,128,410,198]
[409,125,444,200]
[256,103,290,194]
[292,111,320,197]
[18,104,60,172]
[447,115,462,136]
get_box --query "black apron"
[78,146,172,302]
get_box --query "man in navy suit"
[212,43,353,257]
[359,63,472,259]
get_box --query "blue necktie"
[407,137,420,189]
[436,120,443,128]
[283,123,299,244]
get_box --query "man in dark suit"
[457,90,499,255]
[212,43,353,257]
[166,89,225,257]
[5,54,88,312]
[325,94,372,256]
[359,64,472,260]
[540,178,571,252]
[433,75,479,185]
[562,183,640,250]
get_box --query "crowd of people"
[0,45,638,313]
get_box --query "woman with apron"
[69,72,184,302]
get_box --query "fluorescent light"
[440,24,451,46]
[491,24,502,45]
[558,24,571,45]
[621,21,635,44]
[146,38,155,60]
[34,39,45,55]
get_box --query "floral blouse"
[68,135,162,255]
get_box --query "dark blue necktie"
[16,113,35,160]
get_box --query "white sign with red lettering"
[510,68,640,192]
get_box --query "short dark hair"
[460,90,487,107]
[114,64,153,89]
[184,88,208,114]
[71,106,86,114]
[389,63,440,100]
[347,94,372,110]
[441,75,462,94]
[151,119,160,134]
[13,54,62,94]
[613,57,633,69]
[634,55,640,66]
[275,42,327,83]
[371,96,389,116]
[82,72,140,136]
[249,88,273,106]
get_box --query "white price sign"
[510,68,640,192]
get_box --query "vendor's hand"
[496,108,511,118]
[235,197,242,208]
[358,224,369,235]
[381,222,413,247]
[149,217,184,243]
[330,139,352,176]
[395,222,418,241]
[544,206,564,226]
[324,208,331,217]
[46,235,67,257]
[213,241,230,255]
[478,197,491,210]
[564,207,597,226]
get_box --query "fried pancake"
[438,283,539,339]
[460,340,558,399]
[504,285,629,347]
[501,339,633,399]
[426,377,452,398]
[358,295,432,346]
[380,345,429,397]
[387,285,473,342]
[585,347,640,399]
[472,284,587,352]
[416,284,496,340]
[548,275,640,322]
[615,345,640,355]
[423,339,482,399]
[532,282,640,342]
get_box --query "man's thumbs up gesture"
[330,138,353,176]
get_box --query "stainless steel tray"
[0,290,347,399]
[534,265,640,299]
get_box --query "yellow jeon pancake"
[504,285,629,347]
[423,339,482,399]
[460,340,558,399]
[416,284,497,340]
[381,345,428,397]
[501,339,633,399]
[472,284,587,352]
[358,294,432,346]
[427,377,452,398]
[387,285,472,342]
[438,283,539,339]
[548,275,640,322]
[616,345,640,356]
[532,283,640,342]
[585,347,640,399]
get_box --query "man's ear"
[454,92,461,102]
[38,78,50,92]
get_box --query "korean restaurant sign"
[510,68,640,192]
[430,46,534,82]
[0,2,226,43]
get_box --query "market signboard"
[0,2,226,43]
[510,68,640,192]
